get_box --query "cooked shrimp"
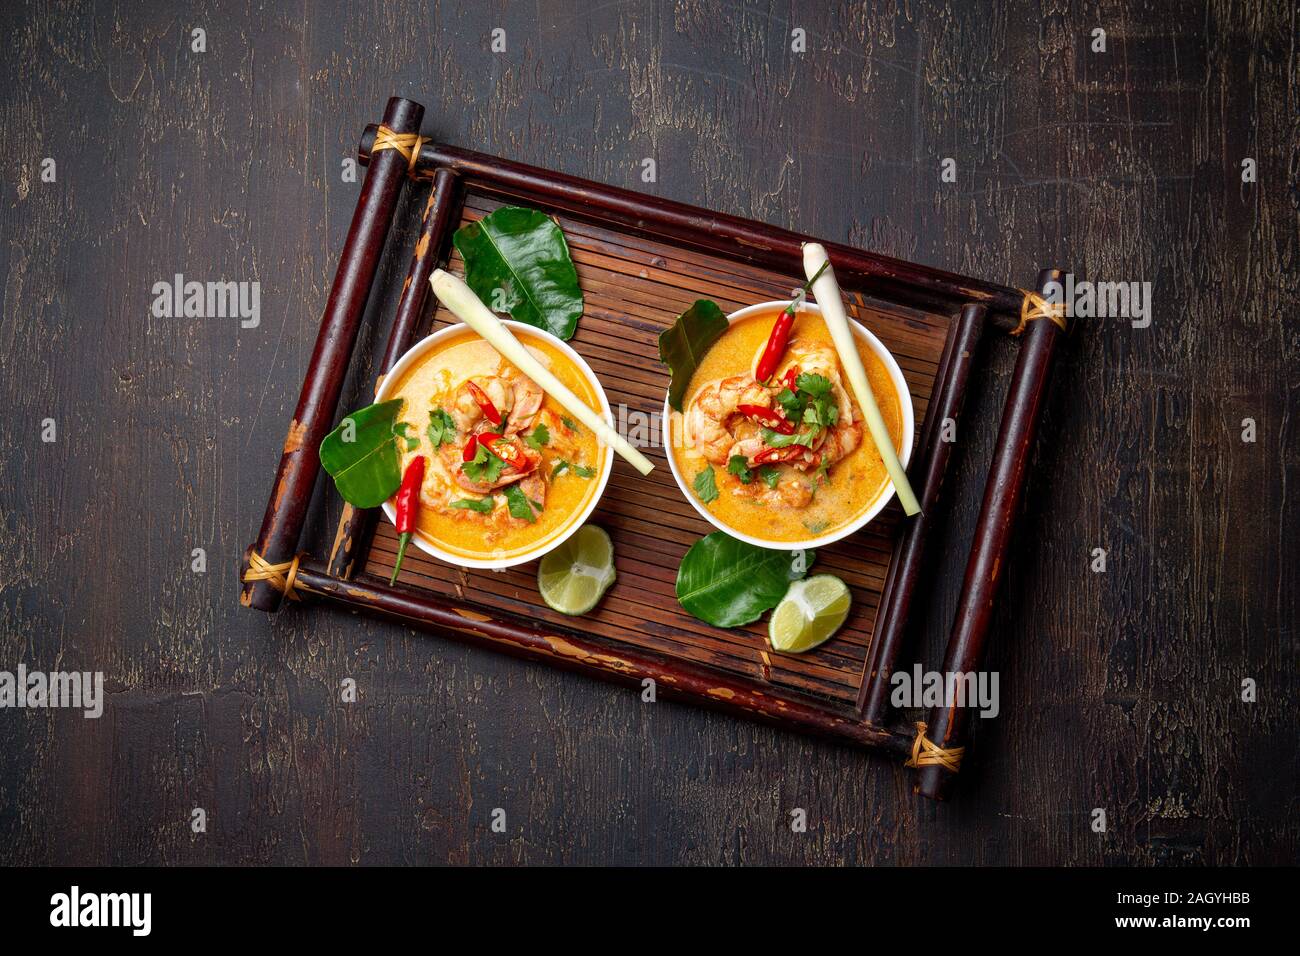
[451,375,512,433]
[533,408,581,459]
[772,340,856,427]
[685,375,773,465]
[504,375,543,436]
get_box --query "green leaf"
[394,421,419,451]
[659,299,729,412]
[795,372,833,397]
[727,455,753,484]
[675,532,814,627]
[561,415,580,433]
[775,387,803,419]
[452,206,583,340]
[524,423,550,450]
[319,399,405,508]
[427,408,457,448]
[761,427,818,448]
[450,497,494,513]
[551,459,570,478]
[503,483,539,522]
[462,441,506,485]
[759,466,781,490]
[574,464,596,479]
[693,466,719,503]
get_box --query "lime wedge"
[538,525,616,615]
[768,575,851,653]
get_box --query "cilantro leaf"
[759,465,781,489]
[795,372,833,397]
[727,455,753,484]
[775,387,803,419]
[462,441,506,485]
[393,421,420,451]
[693,466,719,503]
[427,408,457,448]
[524,423,550,450]
[503,483,539,522]
[574,464,596,479]
[551,459,570,478]
[561,415,580,432]
[449,497,494,513]
[761,427,818,448]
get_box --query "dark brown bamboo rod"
[859,304,988,725]
[358,130,1025,327]
[915,270,1067,801]
[292,558,914,755]
[243,97,424,612]
[327,167,463,580]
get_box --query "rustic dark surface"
[1,0,1295,865]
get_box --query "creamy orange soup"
[388,328,606,562]
[668,308,904,542]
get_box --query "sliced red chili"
[753,445,803,465]
[466,380,502,426]
[737,403,795,435]
[390,455,426,586]
[781,365,801,392]
[482,433,519,464]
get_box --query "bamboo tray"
[241,98,1067,800]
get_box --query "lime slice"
[768,575,851,653]
[538,525,616,616]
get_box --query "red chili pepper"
[737,403,796,435]
[466,380,502,426]
[390,455,426,585]
[754,309,795,385]
[754,261,830,383]
[781,365,801,392]
[754,445,803,465]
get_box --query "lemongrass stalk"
[801,243,920,516]
[429,269,654,476]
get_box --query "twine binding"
[244,551,303,601]
[371,125,428,175]
[904,721,964,772]
[1012,289,1068,336]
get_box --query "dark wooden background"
[1,0,1295,865]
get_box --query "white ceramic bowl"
[662,300,914,552]
[376,320,615,570]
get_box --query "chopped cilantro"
[503,483,540,522]
[574,464,597,479]
[461,441,506,485]
[727,455,753,484]
[762,427,818,448]
[393,421,419,451]
[426,408,457,448]
[551,459,570,478]
[449,497,494,513]
[693,466,719,503]
[759,465,781,490]
[561,415,580,432]
[524,423,550,450]
[795,372,833,397]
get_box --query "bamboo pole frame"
[242,99,1068,800]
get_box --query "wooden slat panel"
[362,191,950,707]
